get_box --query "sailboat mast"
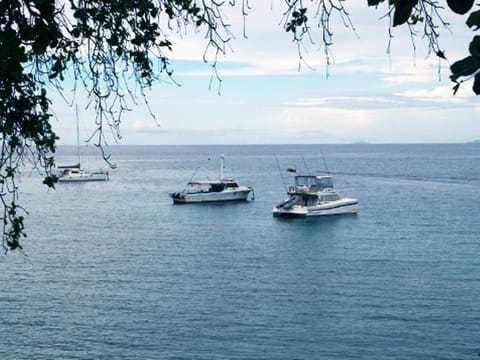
[75,105,80,166]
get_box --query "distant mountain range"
[352,140,369,144]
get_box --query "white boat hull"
[272,198,358,217]
[58,172,109,182]
[171,188,253,203]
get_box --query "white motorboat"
[170,179,253,203]
[272,174,358,217]
[170,155,254,204]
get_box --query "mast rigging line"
[274,154,288,194]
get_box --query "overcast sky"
[51,2,480,145]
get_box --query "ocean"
[1,144,479,359]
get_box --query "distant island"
[352,140,369,145]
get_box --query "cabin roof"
[294,174,332,179]
[187,179,238,186]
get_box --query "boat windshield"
[317,176,334,190]
[320,194,340,202]
[295,176,334,190]
[186,182,228,193]
[295,176,318,188]
[210,183,226,192]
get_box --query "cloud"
[121,118,163,131]
[274,106,376,142]
[396,83,478,103]
[286,96,401,108]
[382,69,439,86]
[164,0,473,85]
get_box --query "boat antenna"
[274,154,288,193]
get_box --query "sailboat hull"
[57,171,109,182]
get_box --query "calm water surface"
[1,144,480,359]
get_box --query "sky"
[51,2,480,145]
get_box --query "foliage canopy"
[0,0,479,253]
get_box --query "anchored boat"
[272,174,358,217]
[170,155,254,204]
[56,106,109,182]
[57,163,109,182]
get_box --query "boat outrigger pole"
[220,154,225,180]
[183,166,200,193]
[274,154,288,193]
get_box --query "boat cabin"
[61,168,81,176]
[186,180,240,193]
[319,193,340,202]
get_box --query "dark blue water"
[2,144,480,359]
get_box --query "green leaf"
[473,73,480,95]
[447,0,474,15]
[368,0,385,5]
[42,176,58,188]
[469,36,480,57]
[450,56,480,81]
[452,81,461,95]
[436,50,447,60]
[7,239,22,251]
[393,0,418,27]
[466,10,480,30]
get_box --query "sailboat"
[56,106,109,182]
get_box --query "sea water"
[1,144,479,359]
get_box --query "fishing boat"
[170,155,254,204]
[56,106,109,182]
[272,174,358,217]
